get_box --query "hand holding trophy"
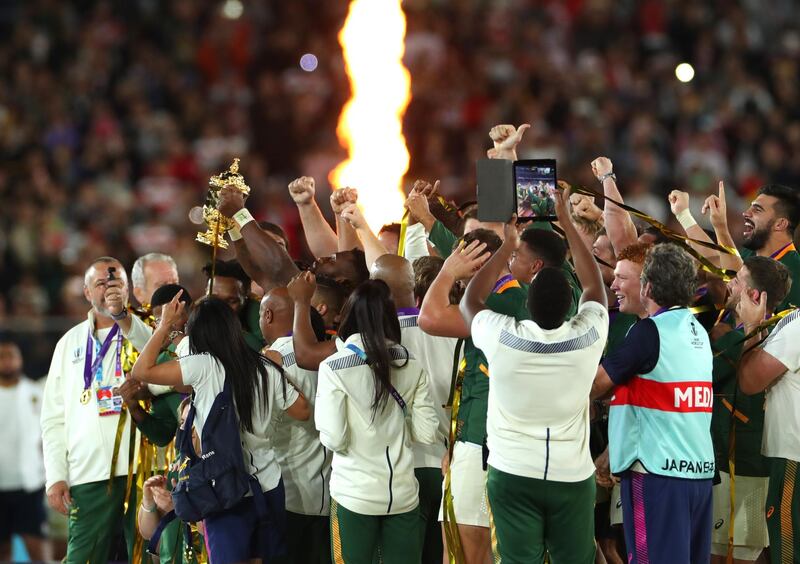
[196,157,250,249]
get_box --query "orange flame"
[330,0,411,232]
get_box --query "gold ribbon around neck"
[443,359,466,563]
[567,184,739,282]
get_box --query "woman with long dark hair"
[132,294,309,563]
[309,276,439,563]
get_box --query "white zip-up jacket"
[315,334,439,515]
[269,336,331,516]
[40,312,152,490]
[398,313,460,469]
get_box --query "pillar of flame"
[330,0,411,232]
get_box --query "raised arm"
[591,157,638,255]
[704,182,743,272]
[331,188,363,252]
[340,202,387,269]
[218,185,299,292]
[404,180,438,234]
[461,227,513,326]
[104,280,153,350]
[487,123,531,161]
[420,240,489,337]
[668,189,723,269]
[288,176,339,257]
[555,188,607,307]
[287,271,336,370]
[130,293,185,387]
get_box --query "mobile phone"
[513,159,557,219]
[107,267,117,281]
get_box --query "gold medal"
[80,389,91,404]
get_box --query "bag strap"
[146,510,177,556]
[222,370,232,398]
[346,343,406,413]
[177,393,199,462]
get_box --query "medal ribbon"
[565,183,739,281]
[443,358,466,563]
[83,324,121,392]
[396,307,420,316]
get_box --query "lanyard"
[396,307,420,316]
[652,305,685,318]
[83,324,121,391]
[346,343,407,413]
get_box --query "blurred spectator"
[1,0,800,373]
[0,339,48,561]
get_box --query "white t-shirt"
[0,377,45,492]
[0,384,22,489]
[178,353,298,492]
[762,310,800,461]
[269,336,331,516]
[471,301,609,482]
[399,314,459,468]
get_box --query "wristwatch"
[597,172,616,183]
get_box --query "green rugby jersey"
[457,281,529,446]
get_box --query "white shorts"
[710,471,769,555]
[438,441,489,528]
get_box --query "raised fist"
[288,176,316,206]
[668,190,690,216]
[330,187,358,215]
[570,193,603,223]
[218,184,245,218]
[590,157,613,180]
[340,203,368,231]
[287,271,317,304]
[104,279,127,317]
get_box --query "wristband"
[232,208,255,230]
[141,502,158,513]
[229,224,243,241]
[597,172,616,183]
[110,308,128,321]
[676,208,697,229]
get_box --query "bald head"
[370,254,415,309]
[259,287,295,344]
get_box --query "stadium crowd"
[2,1,800,563]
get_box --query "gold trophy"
[195,158,250,249]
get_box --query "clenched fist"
[288,176,316,206]
[590,157,613,180]
[668,190,690,216]
[570,193,603,223]
[218,184,245,218]
[330,187,358,215]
